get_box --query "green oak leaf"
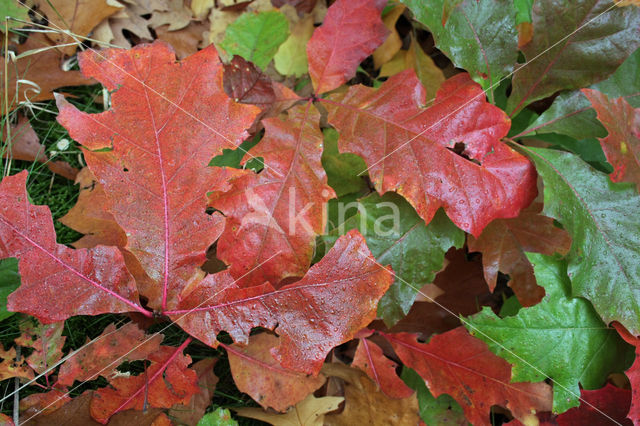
[220,11,289,70]
[401,367,467,425]
[197,408,238,426]
[0,258,20,322]
[513,0,533,24]
[322,192,464,326]
[507,0,640,115]
[518,145,640,335]
[520,48,640,140]
[402,0,518,100]
[466,253,633,413]
[321,128,368,198]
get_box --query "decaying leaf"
[323,364,420,425]
[34,0,122,55]
[2,114,78,180]
[1,33,94,111]
[236,393,343,426]
[57,322,162,387]
[90,341,198,424]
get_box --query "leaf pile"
[1,0,640,424]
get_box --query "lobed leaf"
[306,0,388,93]
[322,70,537,237]
[507,0,640,115]
[0,171,144,322]
[466,253,633,413]
[56,41,260,311]
[171,230,393,375]
[519,146,640,334]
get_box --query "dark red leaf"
[352,337,414,399]
[223,55,276,106]
[306,0,388,94]
[322,71,537,237]
[1,171,145,322]
[170,230,393,375]
[382,328,553,426]
[210,102,335,287]
[556,383,632,426]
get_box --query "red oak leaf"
[322,70,537,237]
[468,203,571,306]
[382,328,552,426]
[613,322,640,425]
[583,89,640,189]
[222,333,325,412]
[557,383,632,426]
[57,323,163,387]
[56,41,260,311]
[90,339,198,424]
[169,230,393,375]
[0,171,145,322]
[352,336,414,399]
[306,0,388,94]
[210,102,335,287]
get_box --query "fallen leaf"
[352,337,414,399]
[155,22,207,59]
[24,391,167,426]
[220,10,290,70]
[373,248,493,339]
[168,358,218,426]
[58,167,127,249]
[15,319,66,376]
[323,365,420,425]
[90,341,199,424]
[210,103,334,288]
[1,171,145,322]
[148,0,192,30]
[2,114,78,180]
[56,322,163,387]
[306,0,388,93]
[0,33,95,111]
[19,389,71,418]
[171,230,393,375]
[35,0,122,55]
[0,345,34,382]
[556,383,632,425]
[56,41,259,310]
[322,70,538,237]
[382,328,553,426]
[223,55,276,106]
[224,333,325,411]
[274,15,314,77]
[236,393,343,426]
